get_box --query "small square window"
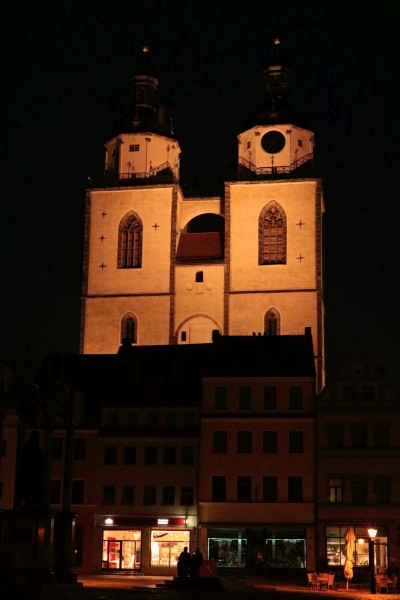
[195,271,203,282]
[298,139,303,147]
[129,144,140,152]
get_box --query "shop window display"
[265,538,306,568]
[150,529,190,567]
[208,537,247,567]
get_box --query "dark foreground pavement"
[2,573,399,600]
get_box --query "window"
[237,431,252,453]
[195,271,203,282]
[145,446,157,465]
[74,437,87,460]
[351,477,368,503]
[288,476,303,502]
[121,485,135,505]
[143,486,156,505]
[163,446,176,465]
[259,201,287,264]
[50,480,61,504]
[180,486,194,506]
[289,431,304,453]
[123,446,136,465]
[350,424,366,447]
[214,386,227,410]
[212,476,226,502]
[327,424,344,447]
[239,386,251,409]
[374,477,391,504]
[264,386,277,409]
[361,385,374,399]
[148,412,159,428]
[289,386,302,409]
[237,476,252,502]
[264,309,280,335]
[118,211,142,268]
[263,476,277,502]
[373,423,389,448]
[121,313,137,346]
[181,331,187,342]
[263,431,277,453]
[129,144,140,152]
[127,412,138,428]
[52,437,63,460]
[342,385,356,399]
[181,445,195,465]
[107,411,118,427]
[102,485,116,505]
[183,412,196,427]
[298,139,303,147]
[72,480,85,504]
[329,478,343,503]
[104,446,117,465]
[162,486,175,506]
[165,412,177,428]
[213,431,227,453]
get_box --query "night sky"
[2,1,399,391]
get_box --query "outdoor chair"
[375,575,388,593]
[388,576,397,593]
[307,573,313,589]
[311,573,320,590]
[327,573,335,589]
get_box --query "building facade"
[80,40,325,391]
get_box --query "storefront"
[98,517,191,574]
[326,525,388,573]
[205,527,308,574]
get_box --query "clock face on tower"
[261,130,286,154]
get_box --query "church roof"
[176,232,224,262]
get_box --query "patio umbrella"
[343,527,356,589]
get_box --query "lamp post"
[368,528,377,594]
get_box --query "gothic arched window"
[118,211,142,268]
[121,313,137,346]
[259,202,287,264]
[264,308,280,335]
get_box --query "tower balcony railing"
[238,152,315,179]
[88,161,179,188]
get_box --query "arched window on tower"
[118,211,142,268]
[259,202,287,264]
[264,309,280,335]
[121,313,137,346]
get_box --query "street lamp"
[368,528,377,594]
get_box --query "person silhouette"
[177,546,190,578]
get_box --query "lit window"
[329,478,343,503]
[259,202,287,265]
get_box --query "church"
[80,38,325,392]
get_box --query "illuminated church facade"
[80,40,325,390]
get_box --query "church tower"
[80,40,325,390]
